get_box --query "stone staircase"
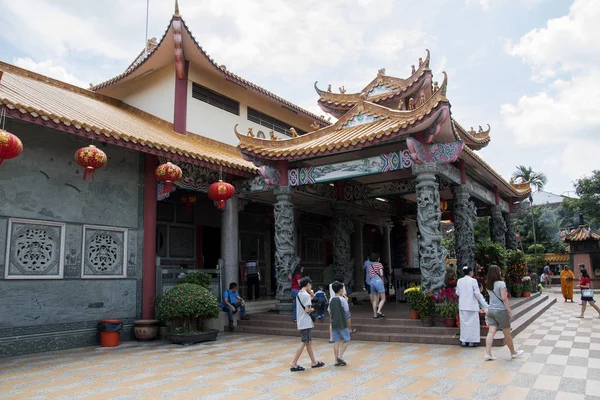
[234,293,556,347]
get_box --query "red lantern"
[207,180,235,209]
[440,200,448,213]
[0,129,23,165]
[74,144,107,180]
[180,193,197,213]
[516,233,521,241]
[155,162,182,192]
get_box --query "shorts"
[332,328,351,342]
[300,328,312,343]
[581,296,595,302]
[487,309,510,330]
[370,278,385,294]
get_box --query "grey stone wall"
[0,120,143,357]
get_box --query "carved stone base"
[276,301,294,315]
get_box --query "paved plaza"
[1,293,599,400]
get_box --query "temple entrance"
[201,226,221,269]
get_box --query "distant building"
[531,190,571,208]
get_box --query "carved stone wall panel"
[0,218,7,278]
[332,203,355,289]
[490,207,507,248]
[81,225,127,278]
[64,224,82,278]
[127,229,139,278]
[274,187,299,300]
[5,218,66,279]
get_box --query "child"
[290,277,325,372]
[329,281,351,366]
[314,285,328,319]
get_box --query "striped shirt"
[369,262,384,279]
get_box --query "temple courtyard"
[0,293,598,400]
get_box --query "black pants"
[317,300,326,316]
[247,275,260,300]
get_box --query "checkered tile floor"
[1,293,599,400]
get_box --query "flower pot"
[421,316,433,327]
[133,319,159,341]
[444,317,456,328]
[514,292,522,298]
[158,326,168,340]
[409,310,420,320]
[167,329,219,345]
[522,292,531,298]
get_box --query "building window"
[247,107,305,137]
[192,83,240,115]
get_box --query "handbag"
[582,289,594,298]
[296,294,317,322]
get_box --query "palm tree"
[512,165,548,192]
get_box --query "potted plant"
[522,276,532,297]
[513,282,523,298]
[418,291,436,326]
[437,300,459,327]
[404,286,422,319]
[156,283,220,345]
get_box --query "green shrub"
[156,283,220,332]
[180,271,212,288]
[437,300,458,318]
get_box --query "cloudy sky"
[0,0,597,195]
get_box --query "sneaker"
[240,315,250,321]
[511,350,524,359]
[484,354,497,361]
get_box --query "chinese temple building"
[562,226,600,279]
[1,4,531,356]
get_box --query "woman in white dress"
[455,266,488,347]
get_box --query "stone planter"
[444,317,456,328]
[158,326,168,340]
[167,329,219,345]
[409,310,420,320]
[421,316,433,326]
[522,292,531,298]
[133,320,159,341]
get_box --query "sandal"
[336,358,347,366]
[290,365,305,372]
[328,340,334,344]
[377,313,386,318]
[351,329,357,334]
[311,361,325,368]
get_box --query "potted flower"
[522,276,532,297]
[418,291,436,326]
[404,286,422,319]
[437,300,459,327]
[513,282,523,298]
[155,283,220,345]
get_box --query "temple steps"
[233,292,556,347]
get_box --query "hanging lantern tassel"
[155,162,183,193]
[207,180,235,209]
[74,145,107,180]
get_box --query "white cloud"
[501,0,600,185]
[13,58,87,88]
[466,0,490,10]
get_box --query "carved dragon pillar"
[504,213,517,250]
[453,185,477,276]
[413,163,446,293]
[274,186,300,312]
[490,206,507,248]
[332,203,355,290]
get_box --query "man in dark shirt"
[246,251,260,300]
[329,281,351,366]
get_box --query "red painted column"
[142,154,158,319]
[458,159,466,184]
[493,185,500,205]
[173,61,189,134]
[277,160,289,186]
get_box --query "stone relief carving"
[414,164,446,293]
[504,213,517,250]
[453,186,477,275]
[274,187,299,300]
[332,204,355,288]
[489,207,507,247]
[82,226,127,277]
[5,219,65,278]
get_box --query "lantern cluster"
[74,145,107,180]
[0,129,23,166]
[207,180,235,209]
[179,192,197,213]
[155,162,182,192]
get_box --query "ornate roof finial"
[290,127,299,138]
[174,0,180,16]
[247,127,254,137]
[270,131,278,141]
[311,121,320,129]
[327,84,332,93]
[411,65,416,74]
[339,85,346,94]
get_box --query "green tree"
[474,216,490,243]
[512,165,548,192]
[515,206,564,253]
[563,170,600,229]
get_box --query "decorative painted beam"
[288,150,413,186]
[235,175,273,194]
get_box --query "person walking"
[363,257,372,294]
[484,265,524,361]
[576,267,600,318]
[368,253,386,319]
[560,265,575,303]
[455,266,488,347]
[544,263,552,288]
[329,281,351,366]
[245,251,260,301]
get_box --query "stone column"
[332,202,355,290]
[273,187,299,312]
[453,185,477,276]
[221,195,239,288]
[504,213,517,250]
[490,206,507,247]
[353,219,364,291]
[412,163,446,293]
[142,154,158,319]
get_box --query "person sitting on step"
[221,282,249,332]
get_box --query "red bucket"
[99,319,122,347]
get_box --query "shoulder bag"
[582,289,594,298]
[296,294,317,322]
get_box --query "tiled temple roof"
[0,63,256,175]
[452,120,491,150]
[544,253,569,263]
[562,226,600,242]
